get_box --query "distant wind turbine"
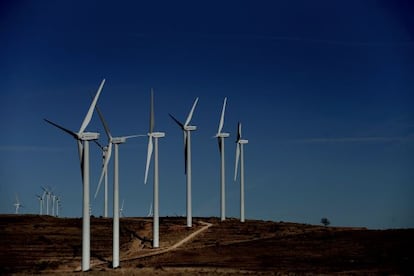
[94,105,144,268]
[144,89,165,248]
[119,200,125,218]
[169,97,199,227]
[51,194,56,216]
[36,194,44,215]
[14,194,23,214]
[42,186,50,215]
[234,122,249,223]
[147,201,153,217]
[44,79,105,271]
[215,98,229,221]
[56,196,61,217]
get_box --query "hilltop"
[0,215,412,275]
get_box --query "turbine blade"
[169,113,184,129]
[123,134,146,140]
[44,119,78,139]
[95,104,112,139]
[234,143,240,181]
[184,132,188,175]
[184,97,199,127]
[79,140,85,184]
[95,142,112,199]
[144,136,153,184]
[148,202,153,217]
[149,88,155,133]
[79,78,105,134]
[121,199,124,210]
[218,97,227,134]
[93,140,105,150]
[237,122,242,141]
[77,141,84,182]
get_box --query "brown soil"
[0,215,412,275]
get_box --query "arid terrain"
[0,215,413,275]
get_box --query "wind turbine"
[147,201,153,217]
[51,193,56,216]
[56,196,61,217]
[13,194,23,214]
[119,200,125,218]
[169,97,199,228]
[44,78,105,271]
[42,186,50,215]
[144,88,165,248]
[93,105,144,269]
[36,194,43,215]
[215,98,229,221]
[234,122,249,223]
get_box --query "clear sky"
[1,1,413,229]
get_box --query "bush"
[321,217,330,227]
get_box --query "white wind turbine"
[234,122,249,223]
[215,98,229,221]
[36,194,44,215]
[169,97,199,228]
[147,201,153,217]
[119,200,125,218]
[94,105,144,269]
[55,196,61,217]
[44,79,105,271]
[144,88,165,248]
[14,194,23,214]
[41,186,50,215]
[51,193,56,216]
[40,188,47,215]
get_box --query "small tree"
[321,217,330,227]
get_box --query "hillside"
[0,215,412,275]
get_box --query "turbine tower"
[44,79,105,271]
[215,98,229,221]
[234,122,249,223]
[169,97,199,227]
[94,105,144,269]
[51,194,56,216]
[144,88,165,248]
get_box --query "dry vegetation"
[0,215,413,275]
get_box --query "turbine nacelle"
[111,137,127,144]
[216,132,230,138]
[238,139,249,144]
[149,132,166,138]
[184,125,197,131]
[79,132,100,141]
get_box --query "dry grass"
[1,215,413,275]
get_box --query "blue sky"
[1,1,413,229]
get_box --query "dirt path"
[87,220,213,270]
[122,220,213,260]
